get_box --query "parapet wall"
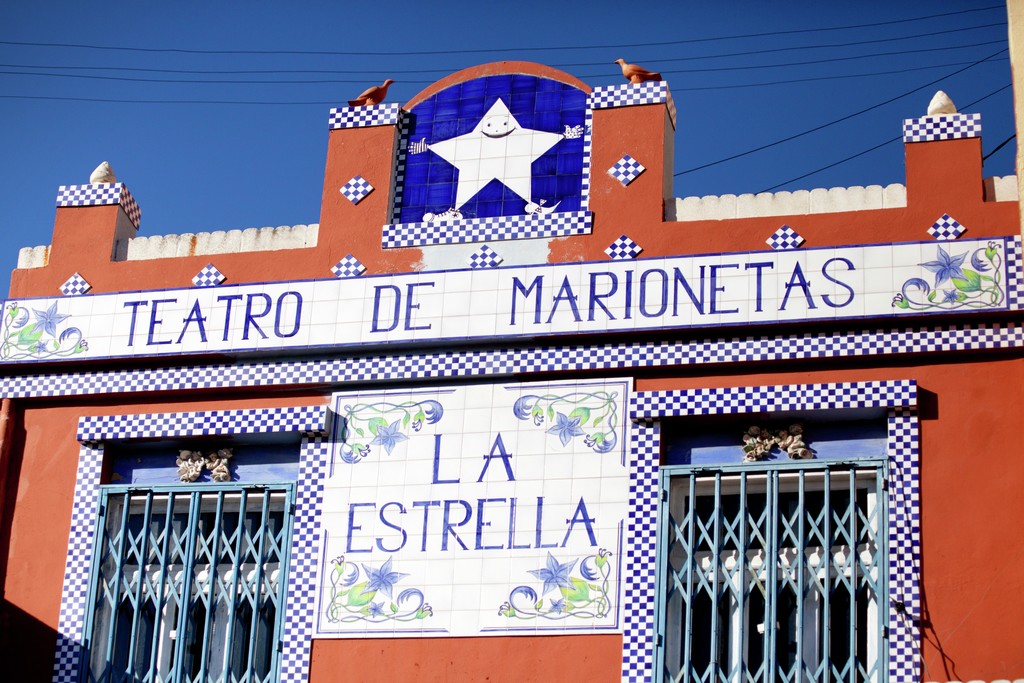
[669,175,1017,222]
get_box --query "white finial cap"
[927,91,957,116]
[89,161,117,184]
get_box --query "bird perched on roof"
[614,59,662,84]
[926,90,957,116]
[89,161,117,184]
[348,79,395,107]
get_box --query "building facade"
[1,61,1022,683]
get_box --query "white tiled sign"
[0,237,1016,363]
[313,379,630,637]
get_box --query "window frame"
[654,457,888,682]
[79,482,297,683]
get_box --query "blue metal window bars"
[81,484,294,683]
[656,461,887,683]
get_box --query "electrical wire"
[676,48,1007,177]
[759,83,1012,191]
[0,39,1007,84]
[0,21,1004,78]
[0,5,1002,56]
[983,133,1016,160]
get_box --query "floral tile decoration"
[316,379,630,637]
[1,301,88,360]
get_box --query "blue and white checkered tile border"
[1,323,1021,400]
[279,433,331,683]
[887,407,920,683]
[630,383,920,683]
[630,380,916,419]
[52,406,329,683]
[1008,238,1024,309]
[55,182,141,229]
[580,109,594,210]
[928,213,965,240]
[51,443,103,683]
[60,272,91,296]
[77,405,327,441]
[767,224,804,250]
[588,81,676,127]
[903,112,981,143]
[381,210,592,249]
[621,421,659,683]
[328,102,402,129]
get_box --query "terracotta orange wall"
[0,392,327,679]
[309,634,622,682]
[10,63,1019,300]
[638,356,1024,680]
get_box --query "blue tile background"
[397,75,587,224]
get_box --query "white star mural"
[428,98,564,209]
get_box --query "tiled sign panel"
[394,75,587,225]
[0,237,1018,363]
[313,379,630,637]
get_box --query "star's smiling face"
[481,114,516,139]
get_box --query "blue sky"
[0,1,1014,297]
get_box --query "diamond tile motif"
[766,224,804,250]
[331,254,366,279]
[340,176,374,204]
[903,113,981,143]
[606,235,643,260]
[608,155,646,186]
[60,273,91,296]
[192,264,225,287]
[468,245,503,269]
[928,213,965,240]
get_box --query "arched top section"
[405,61,591,110]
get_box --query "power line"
[0,41,1007,87]
[675,49,1007,177]
[672,60,1001,92]
[759,83,1013,192]
[0,6,1003,57]
[0,21,1004,78]
[0,59,1002,105]
[0,94,337,105]
[983,133,1016,160]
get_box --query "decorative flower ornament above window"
[741,424,812,462]
[176,448,234,482]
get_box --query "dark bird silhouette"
[614,59,662,84]
[348,79,395,107]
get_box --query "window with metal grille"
[82,485,294,683]
[656,461,886,683]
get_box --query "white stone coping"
[668,176,1017,222]
[17,223,319,269]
